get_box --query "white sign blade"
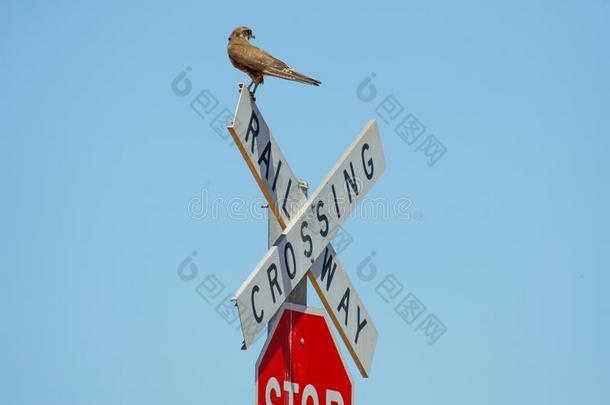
[235,119,385,350]
[227,87,379,376]
[308,245,378,377]
[228,88,301,228]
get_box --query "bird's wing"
[229,43,288,72]
[230,43,320,85]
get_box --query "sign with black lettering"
[233,112,385,355]
[227,87,378,376]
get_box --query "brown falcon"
[227,26,321,95]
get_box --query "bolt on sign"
[226,84,385,381]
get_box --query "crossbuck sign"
[228,84,386,378]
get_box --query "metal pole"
[268,179,308,332]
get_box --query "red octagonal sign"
[256,304,353,405]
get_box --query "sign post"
[224,83,386,403]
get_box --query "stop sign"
[256,304,353,405]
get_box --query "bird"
[227,26,321,96]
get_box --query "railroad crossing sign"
[256,304,352,405]
[227,84,385,378]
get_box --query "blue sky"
[1,0,609,404]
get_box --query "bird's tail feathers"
[265,67,321,86]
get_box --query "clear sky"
[1,0,609,404]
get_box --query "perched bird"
[227,26,321,95]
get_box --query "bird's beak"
[250,34,255,39]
